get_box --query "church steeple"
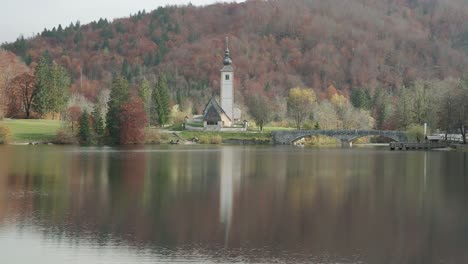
[220,36,234,122]
[223,37,232,66]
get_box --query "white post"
[424,123,427,138]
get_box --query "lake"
[0,145,467,263]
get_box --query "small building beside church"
[185,38,247,131]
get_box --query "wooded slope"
[3,0,468,111]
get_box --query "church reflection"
[219,147,241,245]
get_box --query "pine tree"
[106,75,130,144]
[79,111,93,145]
[49,63,71,117]
[121,59,132,81]
[33,56,70,118]
[138,79,151,124]
[151,74,171,127]
[33,56,52,116]
[314,122,321,130]
[92,104,105,140]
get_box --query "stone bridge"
[272,130,408,147]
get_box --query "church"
[184,38,247,131]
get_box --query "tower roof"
[223,37,232,66]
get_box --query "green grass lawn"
[0,119,63,142]
[261,126,295,131]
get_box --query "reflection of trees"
[0,146,468,262]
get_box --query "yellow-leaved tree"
[287,87,316,129]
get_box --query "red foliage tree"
[8,73,36,118]
[0,50,30,118]
[119,96,148,144]
[67,106,82,132]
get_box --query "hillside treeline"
[1,0,468,132]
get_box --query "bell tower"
[220,37,234,122]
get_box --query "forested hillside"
[2,0,468,130]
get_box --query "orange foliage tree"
[119,96,148,144]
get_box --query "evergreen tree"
[350,89,371,110]
[138,79,151,122]
[73,31,83,44]
[314,122,321,130]
[33,56,52,116]
[33,57,70,118]
[49,63,71,117]
[151,74,171,127]
[106,75,130,144]
[92,104,105,140]
[121,59,132,81]
[79,111,93,145]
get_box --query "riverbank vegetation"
[0,125,10,144]
[303,135,340,147]
[180,131,271,142]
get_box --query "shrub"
[198,135,210,144]
[406,124,425,142]
[210,135,222,144]
[160,132,170,141]
[172,109,187,129]
[302,121,314,130]
[0,125,11,144]
[145,129,161,144]
[304,135,339,146]
[52,128,78,145]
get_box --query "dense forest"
[1,0,468,133]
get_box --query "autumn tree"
[119,96,148,144]
[287,87,316,129]
[312,101,341,129]
[106,75,130,144]
[151,74,171,127]
[9,73,36,118]
[454,77,468,144]
[247,94,272,131]
[67,106,81,132]
[0,50,29,119]
[409,80,431,125]
[330,94,375,130]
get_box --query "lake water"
[0,145,467,263]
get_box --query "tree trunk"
[461,125,466,144]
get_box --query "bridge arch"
[272,130,407,145]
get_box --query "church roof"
[203,96,231,122]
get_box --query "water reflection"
[0,145,467,263]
